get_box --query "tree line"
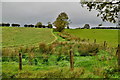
[0,23,20,27]
[0,22,53,28]
[91,27,120,29]
[76,24,120,29]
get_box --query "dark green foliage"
[0,23,10,27]
[77,43,99,56]
[35,22,42,28]
[57,55,69,61]
[53,12,70,32]
[80,1,120,23]
[53,28,58,32]
[47,22,53,28]
[83,24,90,29]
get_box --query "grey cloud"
[2,2,116,28]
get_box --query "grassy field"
[65,29,118,47]
[2,27,56,48]
[1,27,119,78]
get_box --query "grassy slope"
[2,27,56,47]
[65,29,118,47]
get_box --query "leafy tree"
[98,23,102,27]
[80,0,120,23]
[42,25,46,28]
[83,24,90,29]
[1,23,10,27]
[47,22,53,28]
[12,23,20,27]
[24,24,28,27]
[35,22,42,28]
[53,12,70,32]
[6,23,10,27]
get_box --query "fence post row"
[70,49,74,71]
[19,53,22,70]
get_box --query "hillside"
[65,29,118,47]
[2,27,56,47]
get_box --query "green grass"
[65,29,118,47]
[1,27,119,78]
[2,50,118,78]
[2,27,56,47]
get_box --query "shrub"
[39,42,47,54]
[78,43,99,56]
[2,48,19,62]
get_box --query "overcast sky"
[2,2,116,28]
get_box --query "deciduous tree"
[35,22,42,28]
[53,12,70,32]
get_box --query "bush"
[2,48,18,57]
[78,43,99,56]
[2,48,19,62]
[39,42,47,54]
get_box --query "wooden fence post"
[19,53,22,70]
[116,44,120,71]
[70,49,74,71]
[104,41,107,48]
[94,39,96,43]
[104,41,106,47]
